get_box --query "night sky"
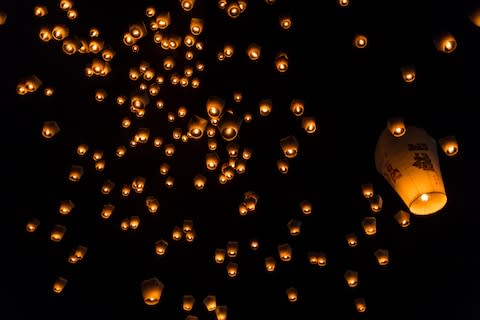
[2,1,478,319]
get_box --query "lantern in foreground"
[141,277,164,305]
[375,125,447,215]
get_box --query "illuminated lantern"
[183,295,195,311]
[232,91,242,103]
[354,298,367,312]
[242,148,253,160]
[193,174,207,190]
[156,12,170,29]
[361,183,374,198]
[184,35,195,47]
[120,219,129,231]
[186,231,196,242]
[34,6,48,17]
[132,176,146,193]
[375,125,447,215]
[470,7,480,27]
[146,196,160,213]
[259,99,272,116]
[165,176,175,188]
[218,0,227,9]
[206,153,220,170]
[362,217,376,236]
[369,194,383,213]
[265,256,276,272]
[338,0,350,7]
[226,262,238,278]
[155,240,168,256]
[121,185,131,197]
[59,200,75,215]
[279,15,292,30]
[227,2,241,18]
[52,25,69,40]
[26,218,40,232]
[101,204,115,219]
[159,163,170,175]
[278,243,292,262]
[316,252,327,266]
[374,248,389,265]
[73,245,87,261]
[226,143,239,158]
[53,277,68,294]
[44,87,55,96]
[223,44,234,57]
[95,160,105,171]
[302,117,317,134]
[300,200,312,215]
[39,27,52,42]
[215,248,226,263]
[223,166,235,180]
[208,139,218,151]
[116,145,127,157]
[275,52,289,72]
[216,305,228,320]
[353,34,368,48]
[287,219,302,236]
[344,270,358,287]
[286,287,298,302]
[76,144,88,156]
[219,112,242,141]
[145,6,155,17]
[68,165,84,182]
[183,220,194,233]
[141,277,164,305]
[188,115,208,139]
[101,179,115,194]
[129,23,147,40]
[62,38,79,55]
[236,160,246,174]
[186,316,198,320]
[190,18,204,35]
[89,39,104,54]
[247,43,261,61]
[401,65,416,83]
[180,0,195,11]
[134,128,150,144]
[153,137,163,148]
[164,144,175,157]
[95,89,107,102]
[206,96,225,119]
[438,136,459,156]
[226,241,239,257]
[395,209,410,227]
[250,239,259,250]
[203,295,216,311]
[280,135,299,158]
[172,226,183,240]
[42,121,60,138]
[345,233,358,247]
[387,117,406,137]
[129,216,141,230]
[434,32,457,53]
[51,224,67,242]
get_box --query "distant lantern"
[302,117,317,134]
[362,217,376,236]
[279,15,292,30]
[172,226,183,240]
[94,89,107,102]
[62,38,79,55]
[101,203,115,219]
[156,12,170,29]
[26,218,40,233]
[116,145,127,158]
[226,143,240,158]
[141,277,164,306]
[278,243,292,262]
[280,135,299,158]
[226,241,239,257]
[259,99,272,116]
[374,248,389,265]
[219,112,242,141]
[51,224,67,242]
[180,0,195,11]
[308,252,319,264]
[164,144,176,157]
[134,128,150,144]
[101,179,115,195]
[344,270,358,287]
[369,194,383,213]
[375,125,447,215]
[287,219,302,236]
[73,245,87,261]
[193,174,207,190]
[68,165,84,182]
[155,240,168,256]
[236,160,246,174]
[387,117,406,137]
[44,87,55,96]
[203,295,217,312]
[434,32,457,53]
[353,34,368,48]
[190,18,204,35]
[95,160,105,171]
[183,295,195,311]
[250,239,259,250]
[469,8,480,27]
[361,183,374,198]
[275,52,289,72]
[216,305,228,320]
[188,115,208,139]
[300,200,312,215]
[39,27,52,42]
[165,176,175,188]
[316,252,327,266]
[120,219,129,231]
[206,96,225,119]
[401,65,416,83]
[247,43,261,61]
[395,209,411,227]
[265,256,276,272]
[438,136,459,156]
[354,298,367,312]
[208,139,218,151]
[53,277,68,294]
[226,262,238,278]
[223,44,234,57]
[159,163,170,175]
[227,2,241,18]
[233,91,242,103]
[34,6,48,17]
[242,147,253,160]
[129,216,141,230]
[76,144,88,156]
[346,233,358,247]
[145,196,160,214]
[215,248,226,263]
[338,0,350,7]
[52,25,69,40]
[218,0,227,9]
[132,176,146,193]
[206,153,220,170]
[59,200,75,215]
[129,23,147,39]
[286,287,298,302]
[89,39,104,54]
[42,121,60,138]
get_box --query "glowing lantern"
[141,277,164,305]
[193,174,207,190]
[275,52,289,72]
[132,176,146,193]
[206,96,225,119]
[369,194,383,213]
[438,136,459,156]
[156,12,170,28]
[470,8,480,27]
[361,183,374,198]
[227,3,241,18]
[95,160,105,171]
[236,160,246,174]
[164,144,175,157]
[188,116,208,139]
[51,224,67,242]
[216,305,228,320]
[206,153,220,170]
[374,248,389,265]
[387,117,406,137]
[116,145,126,157]
[338,0,350,7]
[42,121,60,138]
[129,216,141,230]
[44,87,55,96]
[226,262,238,278]
[278,243,292,262]
[34,6,48,17]
[186,231,196,242]
[401,65,416,83]
[434,32,457,53]
[68,165,84,182]
[259,99,272,116]
[101,204,115,219]
[39,27,52,42]
[226,241,239,257]
[250,239,259,250]
[302,117,317,134]
[280,135,299,158]
[52,25,69,40]
[89,39,104,54]
[190,18,204,35]
[219,112,242,141]
[146,196,159,213]
[394,209,410,227]
[73,245,87,261]
[76,144,88,156]
[53,277,68,294]
[120,219,129,231]
[180,0,195,11]
[172,226,183,240]
[208,139,218,151]
[223,44,234,57]
[362,217,376,236]
[159,163,170,175]
[247,43,261,60]
[346,233,358,247]
[26,218,40,232]
[203,295,216,311]
[287,219,302,236]
[344,270,358,287]
[265,256,276,272]
[62,38,79,55]
[279,15,292,30]
[153,137,163,148]
[183,295,195,311]
[101,179,115,195]
[316,252,327,266]
[286,287,298,302]
[134,128,150,144]
[353,34,368,48]
[215,248,226,263]
[218,0,227,9]
[94,89,107,102]
[120,185,131,197]
[59,200,75,215]
[155,240,168,256]
[375,125,447,215]
[354,297,366,312]
[165,176,175,188]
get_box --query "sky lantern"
[247,43,261,60]
[183,295,195,311]
[101,204,115,219]
[51,224,67,242]
[279,15,292,30]
[145,196,160,213]
[265,256,276,272]
[68,165,84,182]
[345,233,358,247]
[278,243,292,261]
[362,217,376,236]
[344,270,358,287]
[34,6,48,17]
[287,219,302,236]
[141,277,164,305]
[188,115,208,139]
[101,179,115,195]
[286,287,298,302]
[53,277,68,294]
[275,52,289,72]
[59,200,75,215]
[226,241,239,257]
[401,65,416,83]
[180,0,195,11]
[374,248,389,265]
[280,135,299,158]
[155,240,168,256]
[219,112,242,141]
[387,117,406,137]
[353,34,368,48]
[394,210,410,227]
[361,183,374,198]
[438,136,459,156]
[375,125,447,215]
[42,121,60,138]
[215,248,226,263]
[203,295,217,312]
[369,194,383,213]
[302,117,317,134]
[354,298,367,312]
[434,32,457,53]
[26,218,40,233]
[216,305,228,320]
[226,262,238,278]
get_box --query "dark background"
[1,0,478,319]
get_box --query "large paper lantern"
[375,125,447,215]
